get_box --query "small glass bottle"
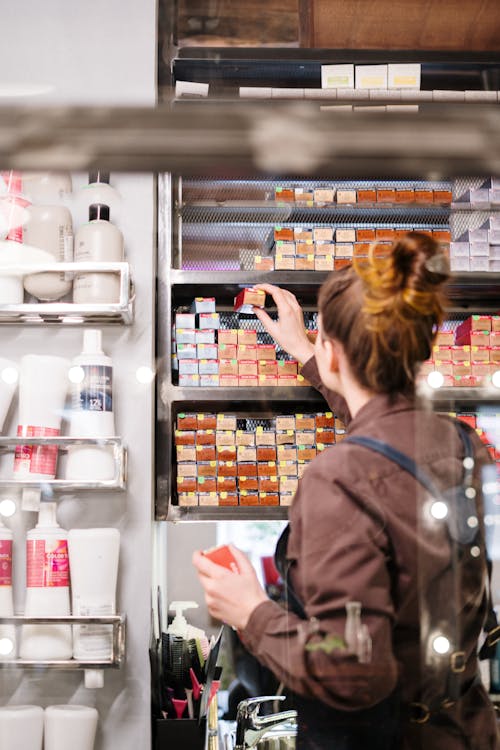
[344,601,362,655]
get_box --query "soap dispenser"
[167,601,200,639]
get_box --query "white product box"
[388,64,421,90]
[178,359,199,375]
[470,189,490,208]
[195,329,216,344]
[175,328,196,345]
[470,257,490,271]
[450,242,470,258]
[321,64,354,89]
[198,312,220,330]
[369,89,401,101]
[179,373,200,387]
[200,374,219,387]
[239,87,272,99]
[177,343,198,360]
[355,65,388,90]
[489,216,500,229]
[450,257,470,272]
[489,230,500,244]
[175,80,209,98]
[197,343,218,360]
[470,243,490,257]
[461,227,488,243]
[175,313,196,329]
[489,189,500,205]
[490,246,500,259]
[199,359,219,375]
[190,297,216,314]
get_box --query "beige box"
[277,460,298,477]
[280,493,294,506]
[256,344,277,360]
[254,255,274,271]
[276,415,296,432]
[258,374,278,387]
[388,63,421,90]
[275,254,296,271]
[296,430,316,446]
[238,329,258,346]
[276,429,296,445]
[294,227,314,241]
[219,375,238,388]
[178,492,198,507]
[218,343,237,359]
[198,492,219,506]
[255,428,277,446]
[219,359,238,376]
[313,188,335,204]
[218,329,238,345]
[321,64,354,89]
[296,240,315,254]
[237,446,257,462]
[355,65,388,90]
[280,476,299,494]
[278,374,298,386]
[336,189,357,204]
[238,360,258,376]
[237,345,257,361]
[258,360,278,375]
[277,360,298,375]
[314,242,336,255]
[236,430,255,447]
[313,227,334,242]
[336,228,356,243]
[176,445,196,462]
[295,254,315,271]
[335,243,354,257]
[177,462,198,477]
[278,446,298,462]
[216,414,237,432]
[216,430,237,447]
[296,414,316,430]
[315,255,334,271]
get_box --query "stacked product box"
[418,316,500,387]
[173,295,312,387]
[175,411,347,507]
[255,226,451,272]
[273,185,453,206]
[450,214,500,273]
[448,411,500,470]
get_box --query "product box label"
[14,425,60,477]
[74,364,113,412]
[26,538,69,587]
[0,540,12,586]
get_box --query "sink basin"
[220,720,297,750]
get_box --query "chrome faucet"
[234,696,297,750]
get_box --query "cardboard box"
[275,187,295,203]
[190,297,216,314]
[433,190,453,204]
[336,243,354,258]
[296,430,316,446]
[275,254,296,270]
[337,189,357,204]
[415,189,434,204]
[280,493,294,506]
[456,315,492,335]
[314,242,336,255]
[219,359,238,376]
[314,188,335,204]
[216,430,237,446]
[298,447,317,462]
[321,64,354,89]
[237,345,257,360]
[178,492,198,507]
[196,445,216,462]
[377,189,396,203]
[237,446,257,462]
[237,462,258,478]
[238,360,258,376]
[471,362,491,379]
[198,313,220,330]
[316,428,336,444]
[395,190,415,203]
[315,255,334,271]
[257,461,278,477]
[276,415,296,431]
[238,374,258,387]
[376,227,395,240]
[435,331,455,346]
[218,461,237,477]
[276,429,296,446]
[294,228,314,241]
[434,361,453,376]
[256,344,277,361]
[277,460,298,477]
[278,374,298,386]
[432,345,452,360]
[218,492,238,507]
[451,345,471,362]
[175,429,196,446]
[198,492,218,506]
[313,227,334,242]
[388,63,421,89]
[315,412,335,429]
[239,477,260,493]
[235,430,255,447]
[277,446,298,462]
[254,255,274,271]
[234,288,266,313]
[177,344,197,360]
[177,462,198,477]
[257,446,277,462]
[259,476,279,493]
[218,329,238,346]
[239,491,259,506]
[177,476,197,493]
[274,226,294,242]
[177,413,198,430]
[237,329,258,346]
[452,363,472,377]
[354,242,370,257]
[255,427,276,446]
[492,316,500,332]
[336,228,356,243]
[176,445,196,462]
[175,312,196,329]
[259,493,280,507]
[357,189,377,203]
[217,445,237,462]
[198,461,218,477]
[455,331,490,347]
[470,346,490,362]
[295,414,316,430]
[258,374,278,387]
[219,375,238,388]
[279,476,299,494]
[218,344,238,360]
[295,188,314,204]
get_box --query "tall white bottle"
[65,329,115,481]
[23,203,73,301]
[73,203,124,304]
[0,517,16,659]
[20,502,72,660]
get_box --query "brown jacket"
[242,357,499,749]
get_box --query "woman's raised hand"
[252,284,315,364]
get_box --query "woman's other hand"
[192,545,268,631]
[252,283,314,364]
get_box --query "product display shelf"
[0,437,127,491]
[0,262,134,325]
[417,386,500,409]
[0,614,126,669]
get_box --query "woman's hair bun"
[391,231,450,291]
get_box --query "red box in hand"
[203,544,239,572]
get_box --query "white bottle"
[344,601,362,655]
[44,705,98,750]
[68,528,120,661]
[65,330,115,481]
[20,502,72,660]
[21,172,72,204]
[73,204,124,304]
[23,203,73,301]
[0,517,16,659]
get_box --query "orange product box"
[296,414,316,430]
[296,374,311,386]
[177,462,197,478]
[296,430,316,446]
[278,446,298,462]
[219,359,238,376]
[276,430,296,445]
[377,189,396,203]
[280,476,299,494]
[277,460,298,477]
[435,361,453,376]
[218,492,238,507]
[238,360,258,376]
[315,255,334,271]
[178,492,198,507]
[490,332,500,347]
[415,189,434,204]
[435,331,455,346]
[197,413,217,430]
[196,445,216,462]
[453,375,478,388]
[177,476,197,493]
[276,415,295,431]
[257,446,277,462]
[177,413,198,430]
[432,345,452,361]
[217,445,237,462]
[203,544,238,570]
[237,446,257,462]
[217,477,237,493]
[356,228,376,241]
[376,228,396,240]
[294,228,314,241]
[313,227,334,242]
[277,360,298,376]
[257,461,278,477]
[372,243,391,258]
[334,259,352,270]
[314,242,335,255]
[295,254,315,271]
[237,462,258,478]
[354,242,370,257]
[254,255,274,271]
[395,189,415,203]
[274,253,295,271]
[433,190,453,204]
[450,345,471,362]
[278,374,297,386]
[198,461,218,477]
[258,360,278,375]
[239,491,259,506]
[220,375,239,388]
[275,187,295,203]
[237,329,258,346]
[237,345,257,361]
[470,346,490,362]
[238,374,258,387]
[234,288,266,313]
[295,189,314,204]
[298,446,317,462]
[433,229,452,242]
[216,430,236,447]
[197,429,216,446]
[457,414,477,429]
[218,329,238,345]
[274,226,294,242]
[316,412,335,429]
[394,229,409,239]
[219,461,237,477]
[197,477,216,493]
[490,347,500,363]
[471,362,491,379]
[296,241,315,254]
[316,428,336,444]
[259,493,280,507]
[452,363,472,377]
[218,343,238,359]
[176,445,196,463]
[259,476,279,493]
[257,344,277,361]
[491,316,500,332]
[236,430,255,447]
[255,428,276,446]
[259,374,278,386]
[175,430,196,446]
[357,189,377,203]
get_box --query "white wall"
[0,3,156,749]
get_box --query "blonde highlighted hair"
[317,232,450,394]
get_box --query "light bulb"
[0,638,14,656]
[136,366,155,384]
[427,371,444,389]
[430,500,448,520]
[0,499,16,517]
[1,366,18,385]
[432,635,450,654]
[68,365,85,384]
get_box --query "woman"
[193,233,498,749]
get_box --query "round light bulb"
[492,370,500,389]
[0,638,14,656]
[1,366,18,385]
[0,499,16,517]
[432,635,450,655]
[68,365,85,384]
[427,371,444,389]
[136,366,155,384]
[430,500,448,520]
